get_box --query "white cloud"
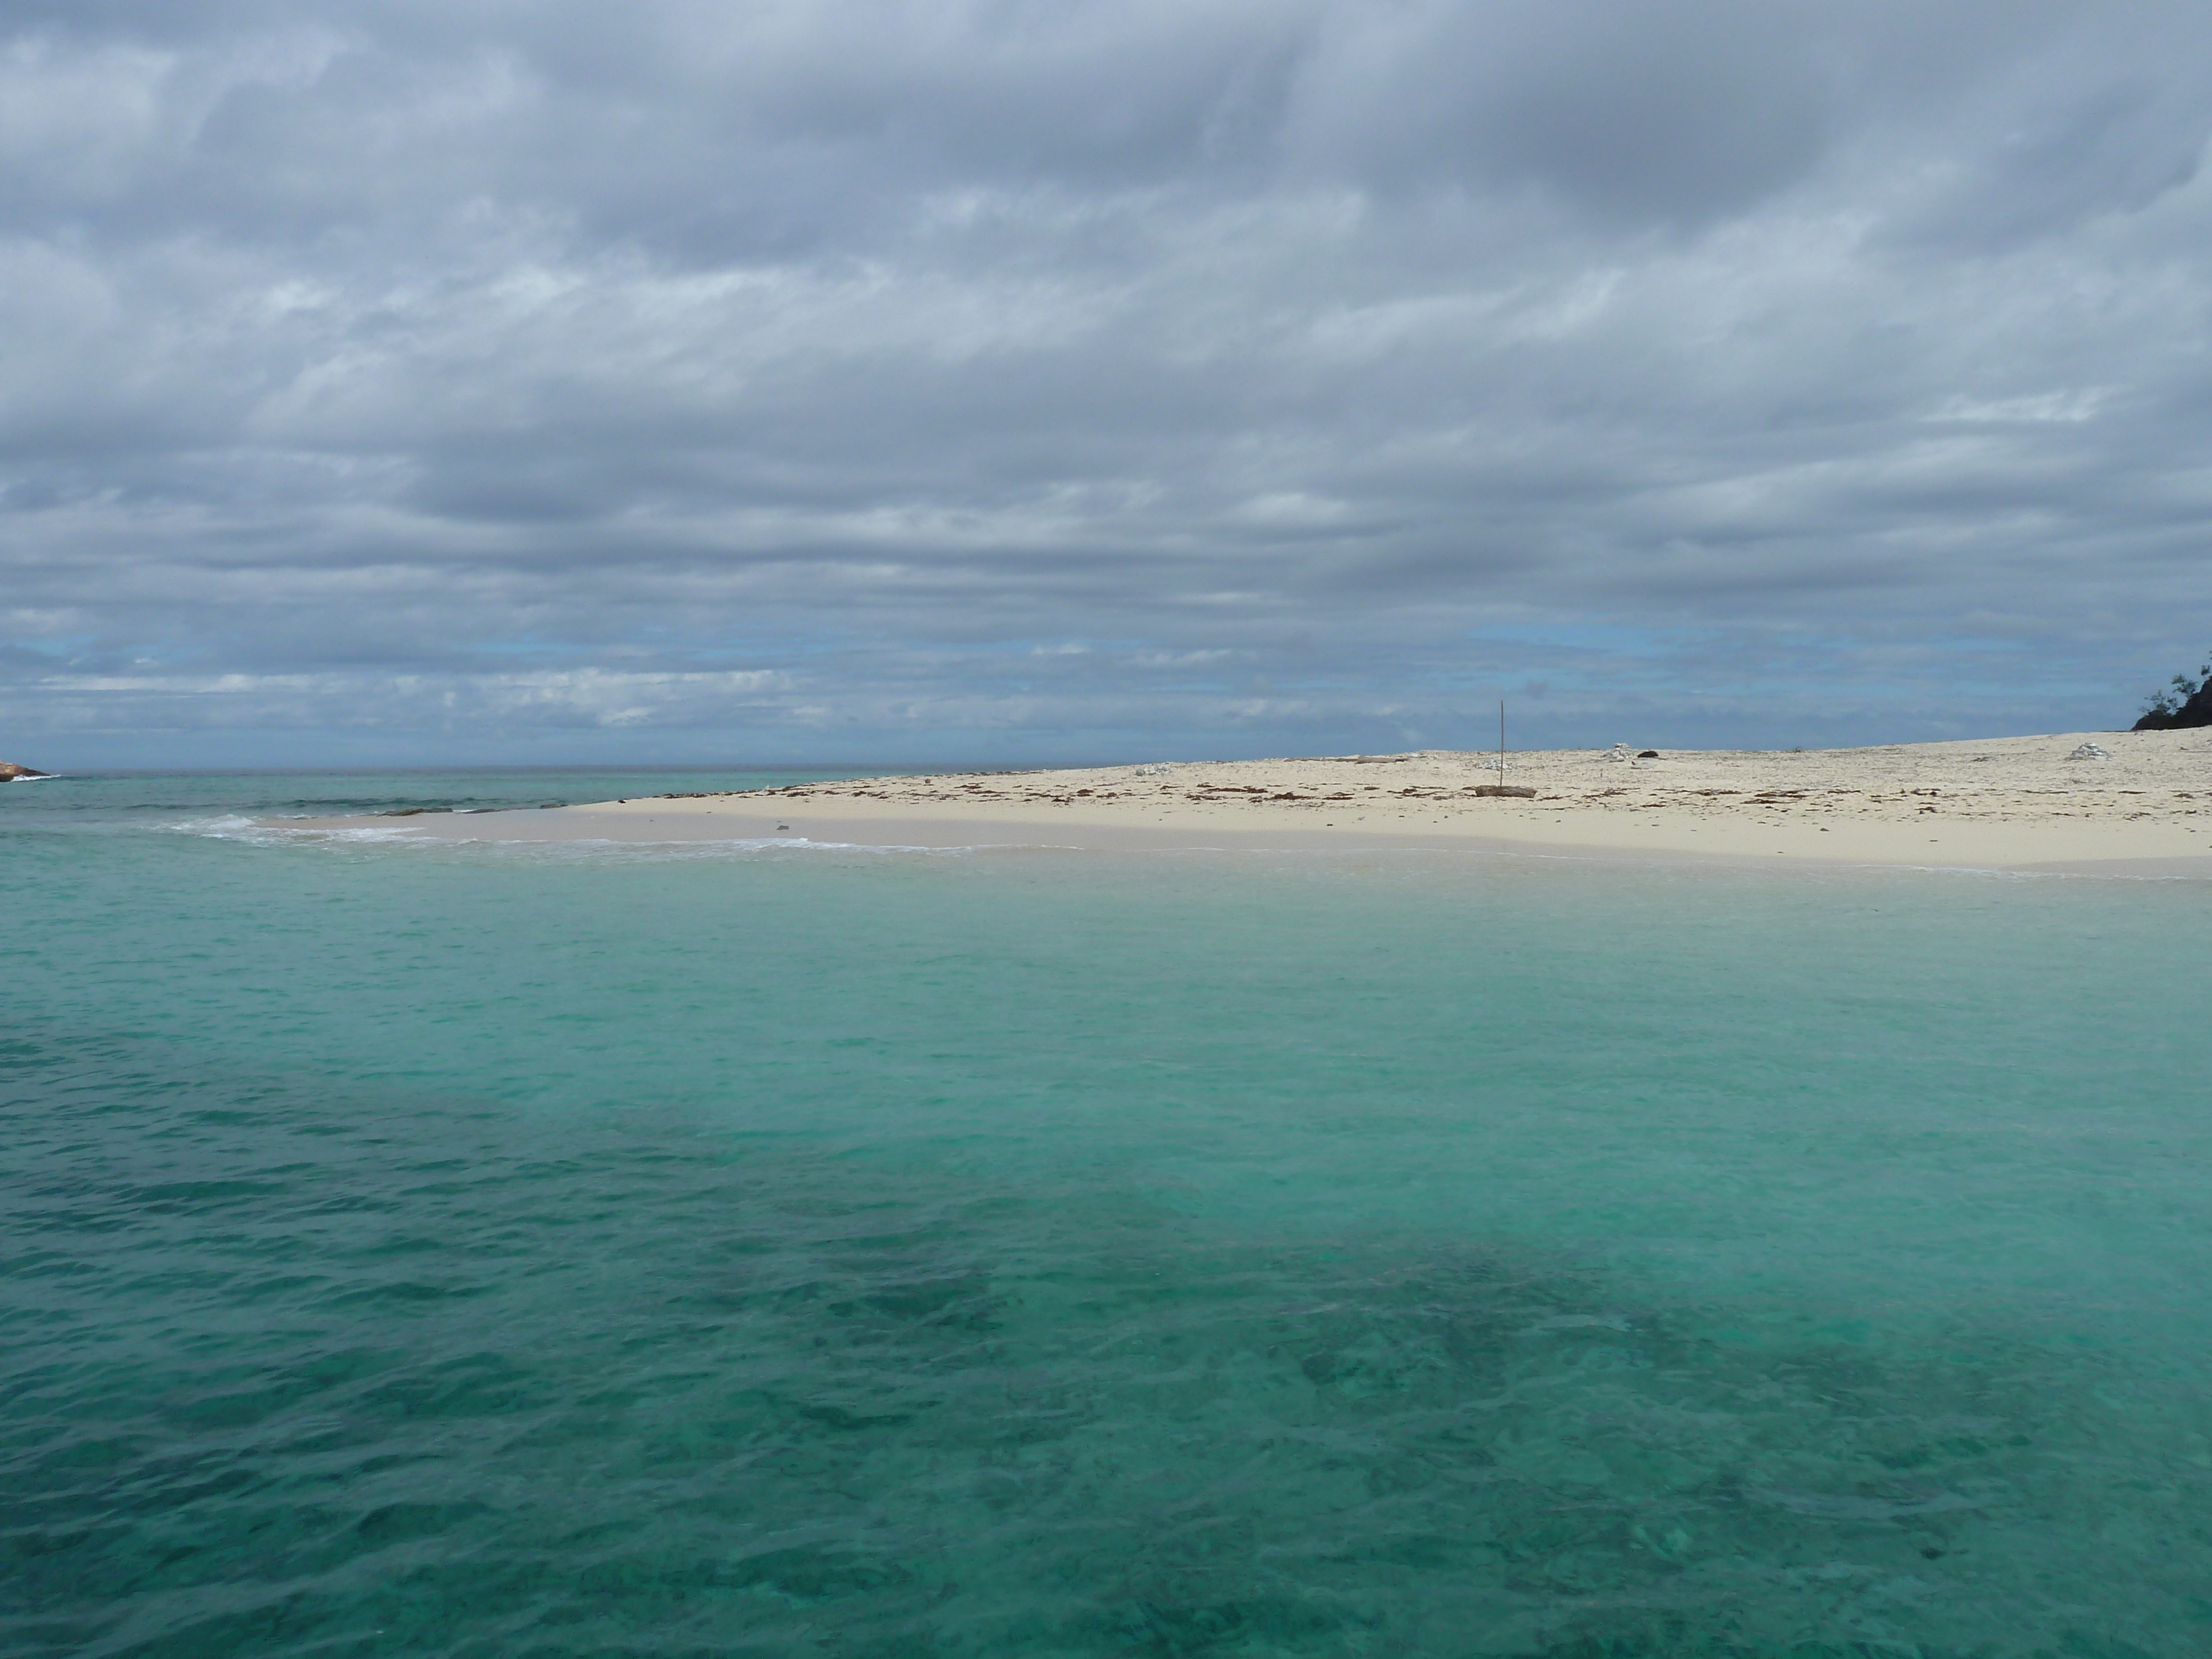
[4,0,2212,764]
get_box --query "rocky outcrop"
[2134,674,2212,730]
[0,760,49,780]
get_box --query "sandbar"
[278,729,2212,875]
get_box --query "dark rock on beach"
[0,760,49,780]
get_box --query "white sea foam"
[171,814,275,838]
[175,815,426,847]
[179,817,1048,861]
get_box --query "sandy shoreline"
[277,729,2212,875]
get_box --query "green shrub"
[2134,651,2212,730]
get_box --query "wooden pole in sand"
[1499,700,1506,785]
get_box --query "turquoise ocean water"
[7,768,2212,1658]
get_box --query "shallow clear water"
[7,770,2212,1657]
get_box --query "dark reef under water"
[9,1029,2207,1659]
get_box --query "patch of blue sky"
[465,639,572,658]
[1461,622,1687,658]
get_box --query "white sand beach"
[289,728,2212,874]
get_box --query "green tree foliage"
[2134,651,2212,730]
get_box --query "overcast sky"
[6,0,2212,767]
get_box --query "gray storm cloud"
[4,0,2211,764]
